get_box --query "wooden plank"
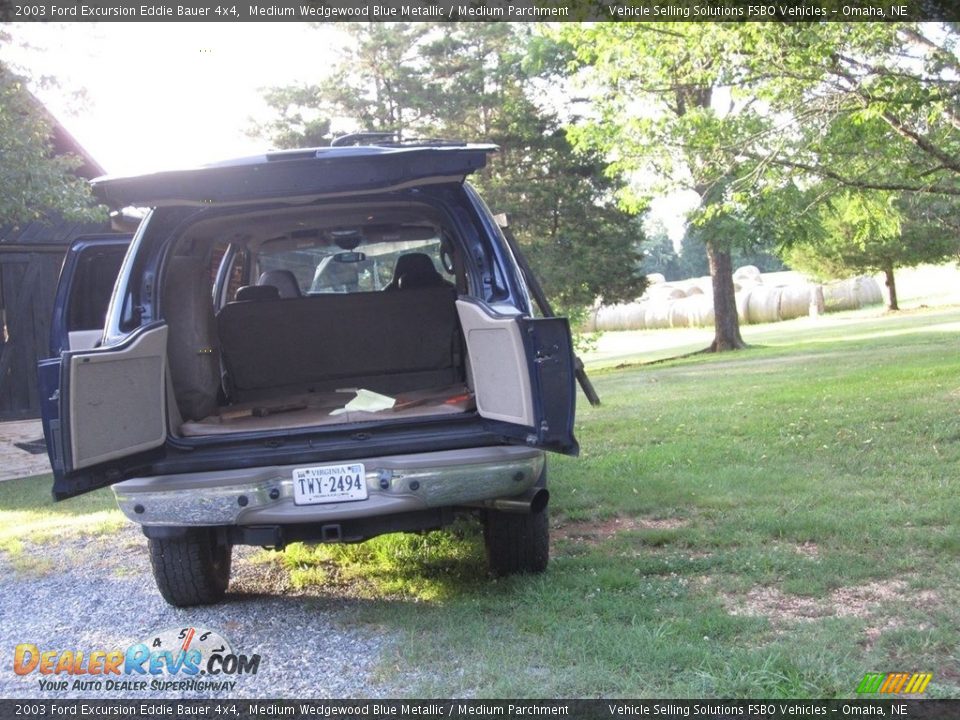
[0,263,9,415]
[0,256,43,417]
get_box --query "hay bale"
[686,295,715,327]
[809,285,825,317]
[684,285,705,297]
[621,303,649,330]
[646,284,687,301]
[778,284,817,321]
[855,276,884,306]
[735,288,753,324]
[646,273,666,285]
[747,285,783,324]
[823,278,868,312]
[594,303,626,331]
[734,265,762,284]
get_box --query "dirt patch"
[229,551,296,597]
[552,515,689,547]
[724,580,941,625]
[793,542,819,559]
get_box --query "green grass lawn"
[280,305,960,698]
[0,474,123,571]
[2,305,957,698]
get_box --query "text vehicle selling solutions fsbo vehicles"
[40,138,597,606]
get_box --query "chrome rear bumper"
[113,446,545,527]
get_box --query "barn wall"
[0,218,110,420]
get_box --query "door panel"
[64,324,168,471]
[456,299,577,455]
[516,317,579,455]
[456,299,534,427]
[40,236,132,487]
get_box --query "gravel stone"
[0,525,394,699]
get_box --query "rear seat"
[216,287,463,403]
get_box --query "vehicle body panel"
[43,145,581,505]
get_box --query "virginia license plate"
[292,463,368,505]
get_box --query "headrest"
[258,269,302,298]
[391,253,445,290]
[236,285,280,302]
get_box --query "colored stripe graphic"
[858,672,932,694]
[857,673,885,693]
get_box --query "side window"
[67,248,126,332]
[210,241,247,304]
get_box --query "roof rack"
[330,131,397,147]
[331,131,467,148]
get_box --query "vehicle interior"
[158,201,535,438]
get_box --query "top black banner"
[0,0,957,22]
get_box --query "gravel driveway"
[0,524,395,699]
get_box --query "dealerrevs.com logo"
[13,627,261,693]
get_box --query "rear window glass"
[256,228,454,295]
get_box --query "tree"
[738,23,960,198]
[0,62,102,226]
[561,23,770,350]
[784,191,957,311]
[639,218,682,281]
[254,23,646,311]
[560,22,959,347]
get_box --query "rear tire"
[148,529,232,607]
[484,507,549,577]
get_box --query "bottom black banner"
[0,699,958,720]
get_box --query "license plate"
[292,463,368,505]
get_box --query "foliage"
[253,23,646,310]
[784,190,957,309]
[558,22,960,345]
[0,62,103,226]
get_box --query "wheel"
[483,507,549,577]
[148,528,232,607]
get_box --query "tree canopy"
[252,23,647,312]
[0,61,103,227]
[560,21,960,346]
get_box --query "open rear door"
[37,235,169,500]
[49,323,169,499]
[457,299,579,456]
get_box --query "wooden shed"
[0,107,113,420]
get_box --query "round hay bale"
[735,288,752,324]
[809,285,825,317]
[823,280,860,312]
[646,284,687,301]
[778,284,815,321]
[621,303,648,330]
[593,304,619,331]
[668,303,686,328]
[684,285,705,297]
[646,273,666,285]
[855,276,884,306]
[747,285,783,324]
[686,295,715,327]
[733,265,762,284]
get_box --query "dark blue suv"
[40,142,586,606]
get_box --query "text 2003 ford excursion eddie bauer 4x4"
[40,140,598,606]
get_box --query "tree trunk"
[707,242,746,352]
[884,264,899,311]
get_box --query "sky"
[2,23,345,175]
[2,21,690,240]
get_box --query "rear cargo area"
[173,284,473,437]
